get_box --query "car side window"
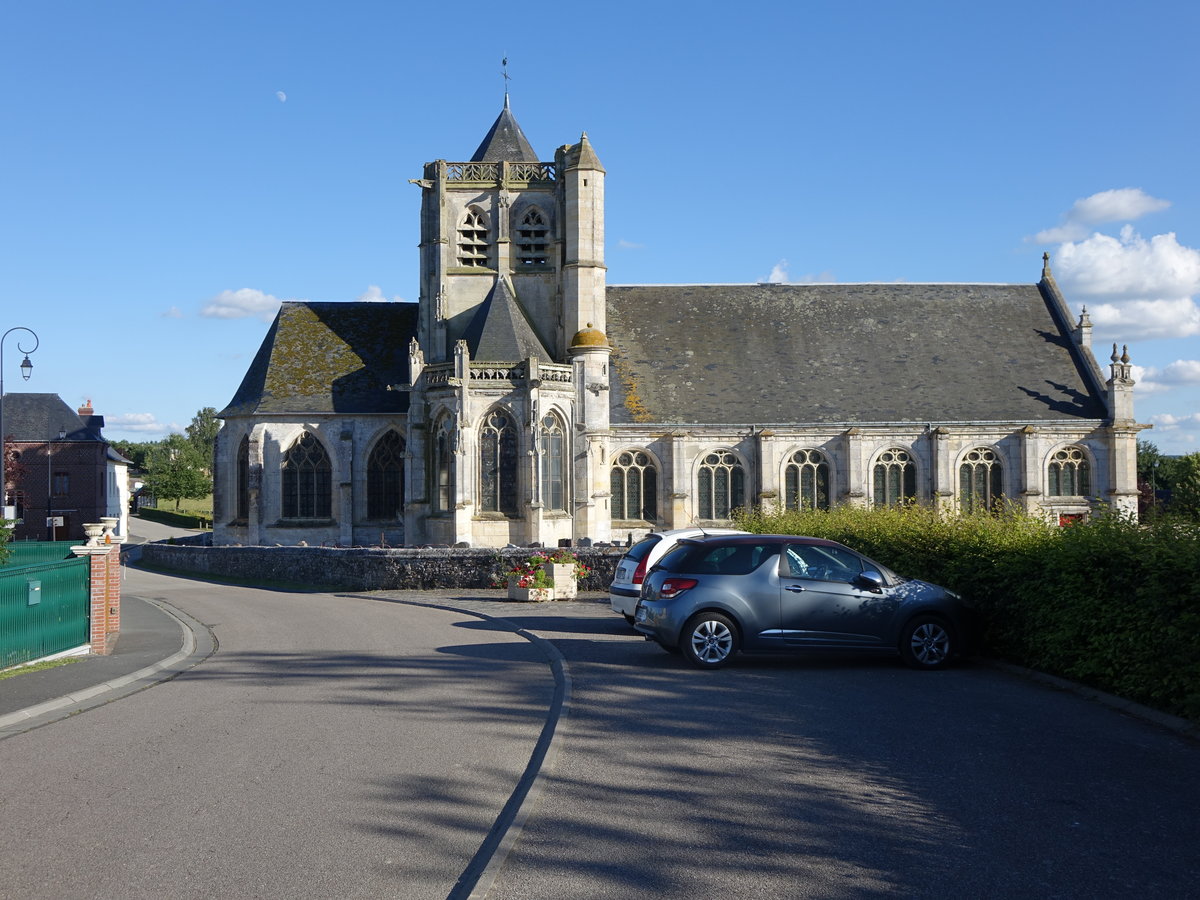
[784,544,864,583]
[695,543,780,575]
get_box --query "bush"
[736,505,1200,721]
[137,507,209,530]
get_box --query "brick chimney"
[78,398,94,416]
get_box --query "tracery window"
[282,431,332,519]
[367,431,405,520]
[235,435,250,521]
[611,451,657,521]
[516,208,549,266]
[480,410,518,514]
[1048,446,1091,497]
[433,417,454,513]
[697,451,745,520]
[784,449,831,511]
[873,447,916,507]
[457,209,490,267]
[959,447,1003,513]
[539,413,566,512]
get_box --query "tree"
[145,433,212,511]
[111,439,158,471]
[1172,452,1200,520]
[185,407,221,471]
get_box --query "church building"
[212,98,1143,548]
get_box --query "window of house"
[52,471,69,498]
[697,451,745,520]
[281,431,332,519]
[785,449,831,511]
[611,451,657,521]
[873,448,916,507]
[539,413,566,512]
[960,447,1003,513]
[516,208,549,266]
[457,209,490,267]
[236,435,250,521]
[480,410,518,514]
[367,431,405,520]
[433,418,454,513]
[1048,446,1091,496]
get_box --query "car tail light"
[632,556,649,585]
[658,578,698,599]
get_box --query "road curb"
[0,598,217,738]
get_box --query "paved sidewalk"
[0,587,212,737]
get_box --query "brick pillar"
[72,545,121,656]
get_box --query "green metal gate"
[0,556,91,668]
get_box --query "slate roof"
[470,97,539,163]
[462,278,553,362]
[1,393,105,442]
[220,302,418,417]
[605,283,1109,426]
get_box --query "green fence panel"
[0,557,91,668]
[2,542,78,568]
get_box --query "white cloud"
[763,259,836,284]
[1150,412,1200,430]
[1033,188,1170,243]
[1161,359,1200,384]
[617,239,644,250]
[1130,365,1170,395]
[357,285,404,303]
[201,288,285,321]
[108,413,169,434]
[1051,227,1200,340]
[276,90,287,103]
[162,306,183,319]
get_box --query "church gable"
[605,283,1109,426]
[220,301,418,416]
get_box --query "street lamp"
[1,326,39,513]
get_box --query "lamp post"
[1,326,38,513]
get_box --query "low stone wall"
[138,542,625,592]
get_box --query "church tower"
[407,96,609,546]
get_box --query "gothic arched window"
[367,431,405,520]
[282,431,332,519]
[516,208,549,266]
[697,451,745,520]
[457,209,490,267]
[433,417,454,513]
[960,447,1003,513]
[873,447,916,508]
[539,413,566,512]
[611,451,657,522]
[480,410,518,514]
[1048,446,1091,497]
[235,435,250,521]
[785,449,831,511]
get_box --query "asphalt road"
[2,566,1198,899]
[403,595,1200,900]
[0,569,556,900]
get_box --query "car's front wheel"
[681,612,739,669]
[899,615,954,670]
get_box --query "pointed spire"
[470,96,538,163]
[1042,251,1053,280]
[564,131,605,173]
[462,278,552,362]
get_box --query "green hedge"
[136,507,209,530]
[736,505,1200,722]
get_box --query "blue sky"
[3,1,1198,453]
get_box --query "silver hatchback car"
[635,534,968,669]
[608,527,746,623]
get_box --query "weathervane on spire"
[502,56,511,104]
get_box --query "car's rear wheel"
[681,612,739,669]
[899,615,954,670]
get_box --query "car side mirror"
[854,570,885,592]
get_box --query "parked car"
[609,527,747,623]
[635,534,969,669]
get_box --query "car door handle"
[785,585,806,593]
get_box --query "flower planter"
[507,576,555,602]
[547,563,578,600]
